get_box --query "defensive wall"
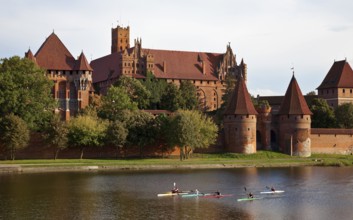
[310,128,353,155]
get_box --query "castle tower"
[317,60,353,108]
[278,75,312,157]
[223,76,258,154]
[111,25,130,53]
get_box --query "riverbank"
[1,151,352,173]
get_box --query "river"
[0,167,353,220]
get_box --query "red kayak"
[202,194,233,198]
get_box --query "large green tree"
[179,80,198,110]
[309,98,336,128]
[142,72,167,109]
[67,115,107,159]
[98,86,138,121]
[335,103,353,128]
[160,83,183,111]
[0,56,56,130]
[167,110,218,160]
[114,76,151,109]
[0,113,30,160]
[126,110,157,157]
[106,120,128,158]
[42,114,68,160]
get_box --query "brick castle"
[23,26,353,158]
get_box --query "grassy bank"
[1,151,353,168]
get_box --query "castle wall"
[224,114,257,154]
[310,128,353,154]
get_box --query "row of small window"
[320,88,353,95]
[48,70,91,75]
[123,70,145,75]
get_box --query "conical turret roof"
[25,49,37,63]
[74,52,93,71]
[278,75,312,115]
[224,76,258,115]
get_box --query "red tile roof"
[224,76,258,115]
[90,52,122,83]
[145,49,222,80]
[91,48,223,83]
[34,33,76,70]
[317,60,353,89]
[74,52,93,71]
[278,75,312,115]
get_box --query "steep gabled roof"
[74,52,93,71]
[317,60,353,89]
[224,76,258,115]
[278,75,312,115]
[91,48,223,83]
[34,32,76,70]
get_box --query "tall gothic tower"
[223,76,258,154]
[111,25,130,54]
[278,75,312,157]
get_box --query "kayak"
[202,194,233,198]
[237,197,262,202]
[260,190,285,194]
[181,193,211,198]
[157,192,189,197]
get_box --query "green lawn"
[1,151,353,168]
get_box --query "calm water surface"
[1,167,353,220]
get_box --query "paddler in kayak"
[171,182,179,193]
[271,186,275,192]
[214,190,221,196]
[248,192,254,198]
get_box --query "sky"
[1,0,353,96]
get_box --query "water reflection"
[1,167,353,219]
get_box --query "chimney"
[163,61,167,73]
[202,61,206,75]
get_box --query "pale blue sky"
[1,0,353,96]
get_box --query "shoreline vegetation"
[1,151,353,173]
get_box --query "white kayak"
[157,192,189,197]
[260,190,285,194]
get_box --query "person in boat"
[248,192,254,198]
[214,190,221,196]
[171,183,179,193]
[270,187,275,192]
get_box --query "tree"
[126,110,157,157]
[42,114,68,160]
[179,80,198,110]
[309,98,336,128]
[114,76,151,109]
[0,114,30,160]
[335,103,353,128]
[160,83,183,111]
[167,110,218,160]
[98,86,138,121]
[154,114,175,157]
[0,56,56,130]
[106,121,128,158]
[306,91,316,95]
[142,72,167,109]
[67,115,107,159]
